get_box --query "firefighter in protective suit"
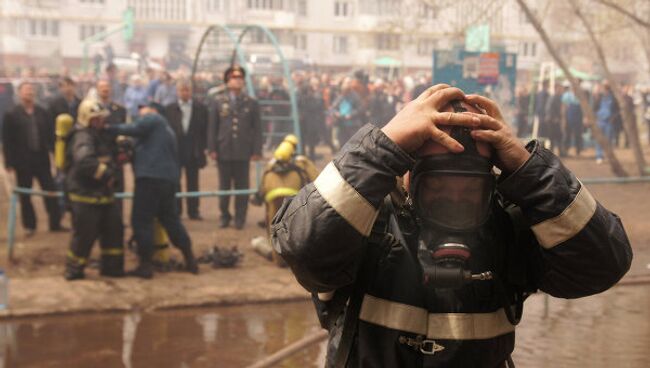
[271,85,632,367]
[64,99,124,280]
[252,134,318,265]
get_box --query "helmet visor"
[415,173,494,231]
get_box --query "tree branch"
[570,0,647,174]
[514,0,628,176]
[594,0,650,29]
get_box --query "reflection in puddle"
[0,302,322,368]
[0,285,648,367]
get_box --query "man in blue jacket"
[107,102,198,278]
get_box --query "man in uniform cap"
[208,65,263,230]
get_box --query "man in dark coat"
[535,80,550,138]
[297,77,325,160]
[48,77,81,135]
[2,82,63,235]
[544,83,565,156]
[164,79,208,220]
[97,79,127,128]
[208,65,263,230]
[368,80,396,128]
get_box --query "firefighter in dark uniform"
[271,85,633,367]
[95,79,127,193]
[64,99,124,280]
[208,65,263,230]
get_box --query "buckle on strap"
[398,335,445,355]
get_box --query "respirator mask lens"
[415,172,494,231]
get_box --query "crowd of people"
[516,79,648,164]
[0,61,648,280]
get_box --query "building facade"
[0,0,646,81]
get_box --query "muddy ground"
[0,144,648,319]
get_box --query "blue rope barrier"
[7,174,650,260]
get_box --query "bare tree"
[569,0,647,176]
[594,0,650,29]
[595,0,650,76]
[515,0,628,177]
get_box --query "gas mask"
[410,101,496,289]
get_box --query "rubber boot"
[181,247,199,274]
[127,262,154,279]
[100,253,125,278]
[64,258,85,281]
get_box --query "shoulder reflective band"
[359,294,514,340]
[313,162,379,237]
[531,184,597,249]
[265,187,299,203]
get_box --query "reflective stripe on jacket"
[271,124,632,367]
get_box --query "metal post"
[7,192,17,262]
[255,160,263,189]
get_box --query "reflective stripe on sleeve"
[531,184,597,249]
[359,294,514,340]
[101,248,124,256]
[313,162,379,237]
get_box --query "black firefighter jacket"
[65,127,117,201]
[271,124,632,368]
[207,92,263,161]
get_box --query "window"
[207,0,222,12]
[248,28,271,44]
[248,0,284,10]
[80,24,106,41]
[333,36,348,54]
[377,0,399,15]
[334,1,350,17]
[417,39,437,56]
[530,42,537,57]
[521,42,528,57]
[27,19,59,38]
[297,0,307,16]
[376,33,400,51]
[418,3,435,19]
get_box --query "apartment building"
[1,0,642,80]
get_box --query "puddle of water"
[0,285,647,368]
[0,302,323,368]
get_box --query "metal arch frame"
[191,24,252,95]
[191,24,302,154]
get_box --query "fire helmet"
[77,99,109,127]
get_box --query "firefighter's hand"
[251,154,263,161]
[381,84,481,154]
[464,94,530,173]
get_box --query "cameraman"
[271,85,632,367]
